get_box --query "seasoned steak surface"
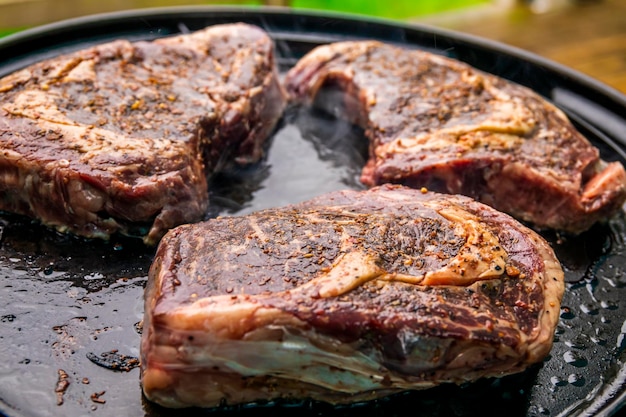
[284,41,626,233]
[0,23,286,244]
[141,185,564,408]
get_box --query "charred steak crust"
[0,23,286,245]
[284,41,626,234]
[141,185,564,408]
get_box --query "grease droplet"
[591,335,607,346]
[567,373,585,387]
[579,303,598,315]
[564,334,588,349]
[550,376,567,387]
[600,300,618,310]
[563,351,588,367]
[560,307,575,320]
[538,405,550,415]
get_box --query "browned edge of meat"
[140,185,564,408]
[283,41,626,234]
[0,23,287,245]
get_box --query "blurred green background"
[285,0,488,20]
[0,0,489,37]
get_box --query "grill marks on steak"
[0,23,286,244]
[141,185,564,408]
[284,41,626,234]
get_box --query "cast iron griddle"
[1,7,626,417]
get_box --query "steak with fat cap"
[284,41,626,234]
[0,23,286,245]
[141,185,564,408]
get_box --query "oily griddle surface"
[1,9,626,417]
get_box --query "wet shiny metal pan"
[1,6,626,417]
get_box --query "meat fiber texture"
[284,41,626,234]
[141,185,564,408]
[0,23,286,245]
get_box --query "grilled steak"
[284,41,626,234]
[141,184,564,408]
[0,23,286,245]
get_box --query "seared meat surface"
[141,185,564,408]
[0,23,286,245]
[284,41,626,234]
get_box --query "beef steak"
[0,23,286,245]
[284,41,626,234]
[141,184,564,408]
